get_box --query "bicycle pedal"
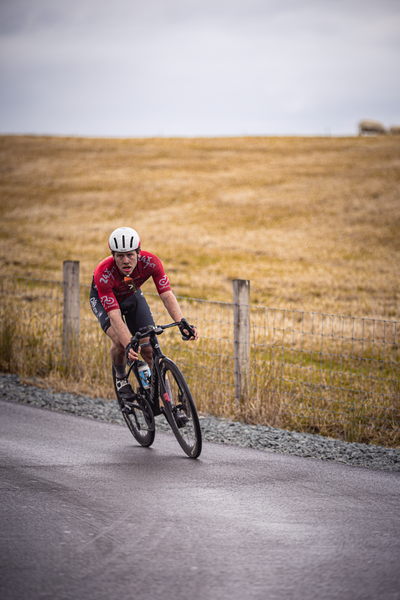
[175,410,189,428]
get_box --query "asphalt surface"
[1,400,400,600]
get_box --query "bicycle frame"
[126,323,179,417]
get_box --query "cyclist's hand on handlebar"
[125,341,140,363]
[179,319,198,341]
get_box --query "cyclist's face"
[114,251,139,276]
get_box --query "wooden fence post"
[63,261,80,363]
[233,279,250,407]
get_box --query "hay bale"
[389,125,400,135]
[359,120,387,135]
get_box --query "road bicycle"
[112,318,202,459]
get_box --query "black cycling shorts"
[89,287,155,335]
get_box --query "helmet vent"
[109,227,140,252]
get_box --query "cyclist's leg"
[123,290,166,416]
[89,287,135,398]
[124,290,155,368]
[90,285,124,364]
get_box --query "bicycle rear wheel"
[160,358,202,458]
[112,369,155,447]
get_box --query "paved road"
[1,400,400,600]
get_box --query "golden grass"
[1,135,399,446]
[1,134,399,319]
[1,277,398,447]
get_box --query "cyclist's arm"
[109,309,139,360]
[160,291,198,340]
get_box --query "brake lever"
[129,331,142,355]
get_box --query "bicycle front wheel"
[160,358,202,459]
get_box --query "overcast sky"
[0,0,399,137]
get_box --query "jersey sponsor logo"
[139,255,156,269]
[158,275,170,289]
[90,296,104,317]
[99,267,116,285]
[100,295,116,307]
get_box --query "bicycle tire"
[160,358,202,458]
[112,369,155,447]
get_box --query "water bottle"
[137,361,151,389]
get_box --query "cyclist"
[90,226,198,402]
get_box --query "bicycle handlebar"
[129,318,196,352]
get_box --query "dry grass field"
[1,134,399,319]
[1,134,399,446]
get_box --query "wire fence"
[0,274,399,446]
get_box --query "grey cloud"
[0,0,399,136]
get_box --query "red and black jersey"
[92,251,172,313]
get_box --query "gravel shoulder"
[1,373,399,472]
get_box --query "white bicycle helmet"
[109,227,141,252]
